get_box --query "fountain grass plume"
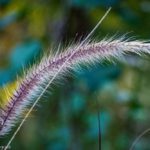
[0,37,150,137]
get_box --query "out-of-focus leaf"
[0,40,41,85]
[10,40,41,70]
[0,69,12,85]
[0,12,18,29]
[70,93,85,114]
[76,65,121,91]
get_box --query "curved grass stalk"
[129,128,150,150]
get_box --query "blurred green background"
[0,0,150,150]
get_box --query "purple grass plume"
[0,38,150,136]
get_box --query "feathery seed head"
[0,38,150,136]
